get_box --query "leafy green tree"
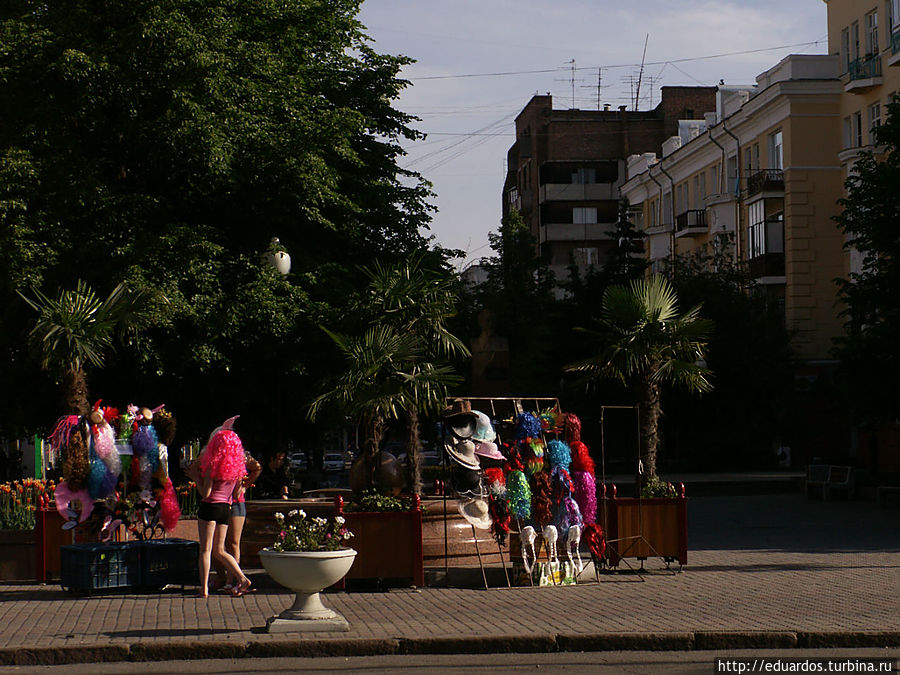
[603,198,647,286]
[362,255,470,494]
[18,280,157,415]
[0,0,435,436]
[834,94,900,425]
[565,275,713,485]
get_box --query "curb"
[2,632,899,666]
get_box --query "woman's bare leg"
[197,518,216,597]
[211,522,248,589]
[224,514,246,586]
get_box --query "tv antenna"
[555,59,582,109]
[634,34,649,110]
[581,67,603,110]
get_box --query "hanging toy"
[520,525,537,575]
[567,524,584,574]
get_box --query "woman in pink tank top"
[190,417,252,598]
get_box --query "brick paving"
[0,492,898,663]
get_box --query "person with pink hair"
[187,416,253,598]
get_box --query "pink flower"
[279,530,286,538]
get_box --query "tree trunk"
[407,408,422,496]
[351,414,384,493]
[62,367,89,416]
[636,377,661,491]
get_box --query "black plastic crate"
[139,538,198,589]
[60,542,140,593]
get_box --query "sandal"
[231,579,255,597]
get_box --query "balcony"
[846,54,883,93]
[748,253,785,280]
[539,183,617,203]
[674,210,708,238]
[539,222,616,244]
[746,169,785,198]
[890,30,900,67]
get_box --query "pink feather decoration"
[571,470,597,525]
[91,420,120,476]
[570,441,595,474]
[200,430,248,481]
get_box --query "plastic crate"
[60,542,140,593]
[139,538,198,589]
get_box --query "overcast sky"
[357,1,829,270]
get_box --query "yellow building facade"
[621,55,845,364]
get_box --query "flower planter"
[599,483,688,568]
[336,495,424,588]
[0,530,38,581]
[260,548,356,632]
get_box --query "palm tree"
[308,324,460,493]
[18,280,155,415]
[565,275,713,486]
[361,255,470,494]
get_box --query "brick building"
[502,88,716,288]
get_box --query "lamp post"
[265,238,291,276]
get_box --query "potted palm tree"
[565,275,712,567]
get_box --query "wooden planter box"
[336,495,424,587]
[0,509,79,582]
[599,483,688,567]
[0,529,38,581]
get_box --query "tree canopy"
[0,0,437,439]
[834,94,900,425]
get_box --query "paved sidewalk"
[1,493,898,665]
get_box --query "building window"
[869,102,882,144]
[843,116,853,149]
[748,201,784,260]
[893,0,900,32]
[852,21,861,60]
[572,207,597,224]
[571,168,596,184]
[711,165,719,194]
[662,192,672,225]
[574,247,599,267]
[866,10,879,55]
[854,111,864,147]
[726,155,738,193]
[768,131,783,170]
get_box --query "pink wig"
[158,478,181,531]
[200,430,248,481]
[571,470,597,524]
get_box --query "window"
[843,116,853,149]
[711,165,719,194]
[699,172,706,203]
[841,27,851,73]
[572,207,597,224]
[866,10,879,55]
[662,192,672,225]
[852,21,861,60]
[869,102,882,143]
[893,0,900,31]
[854,111,864,147]
[648,198,658,228]
[571,167,596,184]
[726,155,738,193]
[573,247,599,267]
[748,201,784,260]
[768,131,783,170]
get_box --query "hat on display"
[450,465,484,497]
[457,497,492,530]
[441,398,471,418]
[471,410,496,443]
[442,399,477,439]
[473,439,504,461]
[444,437,481,470]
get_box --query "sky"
[357,1,829,271]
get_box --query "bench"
[806,464,855,500]
[877,485,900,507]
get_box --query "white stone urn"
[259,547,357,632]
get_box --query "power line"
[409,39,825,81]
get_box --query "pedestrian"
[187,416,253,598]
[254,450,292,500]
[212,449,262,593]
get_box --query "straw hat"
[457,497,492,530]
[445,437,481,470]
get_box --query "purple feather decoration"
[555,496,583,540]
[571,470,597,525]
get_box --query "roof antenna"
[634,34,649,110]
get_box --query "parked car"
[323,453,345,472]
[289,452,307,471]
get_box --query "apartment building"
[502,88,716,288]
[621,55,845,367]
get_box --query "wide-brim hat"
[474,440,504,461]
[445,413,476,440]
[457,497,492,530]
[450,465,484,497]
[471,410,497,443]
[444,437,481,470]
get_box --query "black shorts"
[198,501,232,525]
